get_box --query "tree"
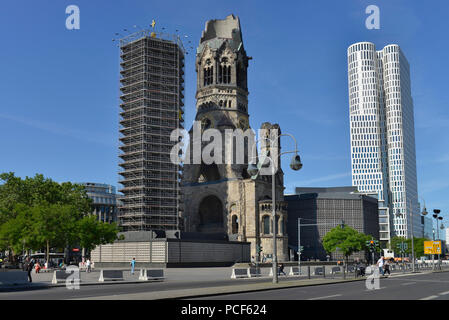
[322,225,372,267]
[77,215,120,255]
[390,236,430,259]
[0,172,118,263]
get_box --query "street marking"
[308,294,342,300]
[420,295,439,300]
[401,282,416,286]
[438,291,449,296]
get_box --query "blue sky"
[0,1,448,224]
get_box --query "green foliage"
[322,225,373,262]
[0,172,117,259]
[390,236,430,258]
[77,215,120,252]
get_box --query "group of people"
[79,258,93,272]
[377,256,394,276]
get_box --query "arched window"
[231,215,239,234]
[263,216,270,235]
[204,67,213,86]
[218,65,231,84]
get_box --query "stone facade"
[181,14,289,261]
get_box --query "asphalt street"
[0,273,323,300]
[192,271,449,300]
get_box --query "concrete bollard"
[98,270,124,282]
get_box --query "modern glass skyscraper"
[348,42,420,243]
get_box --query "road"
[1,267,448,300]
[0,274,315,300]
[191,271,449,300]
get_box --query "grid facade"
[81,182,118,223]
[348,42,420,240]
[118,32,185,231]
[286,191,379,261]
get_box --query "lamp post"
[432,209,443,270]
[298,218,302,274]
[248,133,302,284]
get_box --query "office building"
[285,187,379,261]
[423,215,433,239]
[81,182,119,223]
[348,42,420,241]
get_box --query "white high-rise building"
[348,42,420,244]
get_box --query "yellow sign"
[424,241,441,254]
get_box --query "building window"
[263,216,270,235]
[204,67,213,86]
[232,215,239,234]
[218,65,231,84]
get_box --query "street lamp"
[432,209,443,270]
[248,133,302,284]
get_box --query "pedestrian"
[25,257,34,283]
[278,263,286,276]
[130,257,136,275]
[384,258,391,276]
[86,258,91,273]
[377,256,385,276]
[35,261,41,274]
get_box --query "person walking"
[86,258,91,273]
[35,261,41,274]
[278,263,286,276]
[25,257,34,283]
[384,258,391,277]
[130,257,136,275]
[377,256,385,276]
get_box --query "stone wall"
[91,239,250,267]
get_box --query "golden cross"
[151,20,156,29]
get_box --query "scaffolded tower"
[118,29,185,232]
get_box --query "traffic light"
[256,245,263,254]
[366,239,379,252]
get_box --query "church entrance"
[198,195,224,233]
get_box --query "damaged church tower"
[181,14,289,261]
